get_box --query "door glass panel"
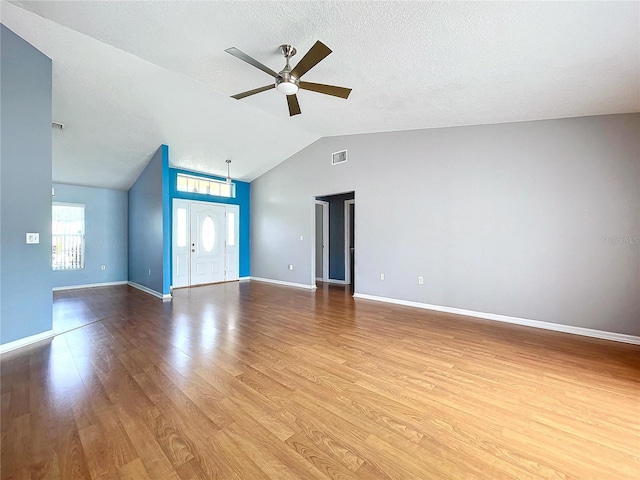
[177,208,187,247]
[227,212,235,246]
[202,215,215,252]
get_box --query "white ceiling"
[2,1,639,190]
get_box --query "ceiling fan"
[225,41,352,116]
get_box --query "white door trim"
[344,199,355,285]
[314,200,329,282]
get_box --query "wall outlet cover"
[26,233,39,244]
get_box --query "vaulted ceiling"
[2,1,639,190]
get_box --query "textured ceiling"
[2,1,639,190]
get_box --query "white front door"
[190,203,226,286]
[172,200,240,288]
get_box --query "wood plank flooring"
[1,281,639,479]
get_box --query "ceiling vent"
[332,149,347,165]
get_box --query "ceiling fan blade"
[291,41,332,79]
[286,94,301,116]
[299,81,352,99]
[231,84,275,100]
[225,47,278,78]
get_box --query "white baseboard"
[0,330,55,355]
[316,277,323,281]
[53,281,127,292]
[239,276,251,282]
[326,278,349,285]
[250,277,317,290]
[128,281,172,301]
[353,293,640,346]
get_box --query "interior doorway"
[315,200,329,282]
[172,199,239,288]
[314,192,355,289]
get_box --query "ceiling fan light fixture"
[276,80,299,95]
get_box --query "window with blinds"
[52,203,85,270]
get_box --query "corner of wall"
[161,144,171,295]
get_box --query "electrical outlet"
[418,276,424,285]
[148,269,152,276]
[300,235,304,241]
[288,264,294,271]
[380,273,385,280]
[101,265,106,271]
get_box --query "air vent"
[332,149,347,165]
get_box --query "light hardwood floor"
[1,281,639,479]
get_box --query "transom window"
[52,203,85,270]
[177,173,235,198]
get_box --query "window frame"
[176,173,236,198]
[52,202,86,271]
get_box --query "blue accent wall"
[316,192,355,281]
[128,146,166,295]
[169,167,251,278]
[0,25,53,344]
[52,184,128,288]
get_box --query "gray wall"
[317,192,355,281]
[128,146,164,294]
[251,114,640,336]
[52,183,128,288]
[1,25,53,344]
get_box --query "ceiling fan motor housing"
[276,44,299,95]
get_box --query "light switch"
[26,233,39,244]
